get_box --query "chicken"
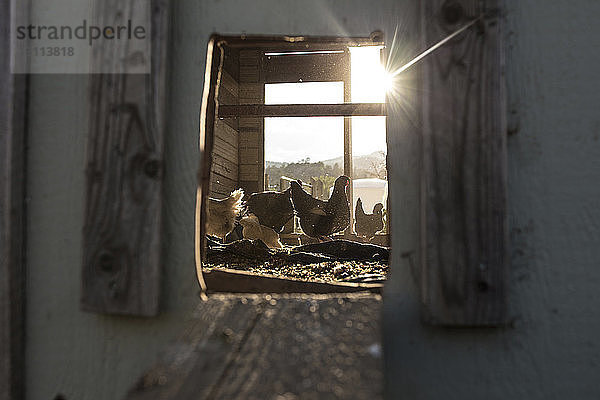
[206,188,244,241]
[290,175,350,240]
[239,214,283,249]
[354,198,384,239]
[245,187,294,232]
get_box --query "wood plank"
[202,269,382,294]
[238,118,262,129]
[239,51,260,83]
[126,297,261,400]
[239,49,261,61]
[264,52,349,83]
[217,84,238,106]
[220,70,239,96]
[239,180,261,195]
[211,155,238,179]
[239,165,260,181]
[239,84,263,102]
[342,49,353,237]
[126,294,383,400]
[219,35,383,49]
[219,103,386,117]
[213,137,238,162]
[239,130,260,147]
[238,51,264,192]
[420,0,507,325]
[81,0,170,316]
[212,294,382,400]
[214,119,238,147]
[209,172,238,196]
[222,46,239,81]
[239,147,259,165]
[0,1,28,397]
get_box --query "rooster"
[354,198,384,239]
[290,175,350,240]
[239,214,283,249]
[206,188,244,241]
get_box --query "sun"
[349,46,392,103]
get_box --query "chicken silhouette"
[245,187,294,233]
[354,198,384,239]
[239,214,283,249]
[290,175,350,240]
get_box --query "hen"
[354,198,384,239]
[240,214,283,249]
[290,175,350,240]
[245,187,294,233]
[206,188,244,241]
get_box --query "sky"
[264,46,388,163]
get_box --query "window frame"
[195,34,387,294]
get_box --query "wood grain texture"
[263,52,349,83]
[343,49,353,236]
[202,268,382,294]
[126,294,383,400]
[1,2,28,398]
[219,103,386,118]
[420,0,507,325]
[209,51,239,197]
[81,0,171,316]
[238,49,264,192]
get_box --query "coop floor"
[204,238,389,284]
[203,259,387,284]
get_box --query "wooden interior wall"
[210,47,240,197]
[238,49,265,194]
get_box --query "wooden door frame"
[0,0,28,398]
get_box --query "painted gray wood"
[0,1,28,398]
[81,0,171,316]
[420,0,508,325]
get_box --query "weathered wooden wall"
[383,0,600,399]
[238,49,265,194]
[210,47,240,198]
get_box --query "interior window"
[198,35,391,292]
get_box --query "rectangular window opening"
[197,35,390,294]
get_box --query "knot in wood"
[441,1,464,25]
[143,159,161,179]
[98,251,116,272]
[477,280,489,293]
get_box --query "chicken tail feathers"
[355,197,366,217]
[228,188,245,215]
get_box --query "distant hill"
[321,151,386,177]
[265,160,286,168]
[265,151,386,190]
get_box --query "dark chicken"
[245,187,294,233]
[354,198,384,239]
[290,175,350,240]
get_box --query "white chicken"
[239,214,283,249]
[206,188,244,241]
